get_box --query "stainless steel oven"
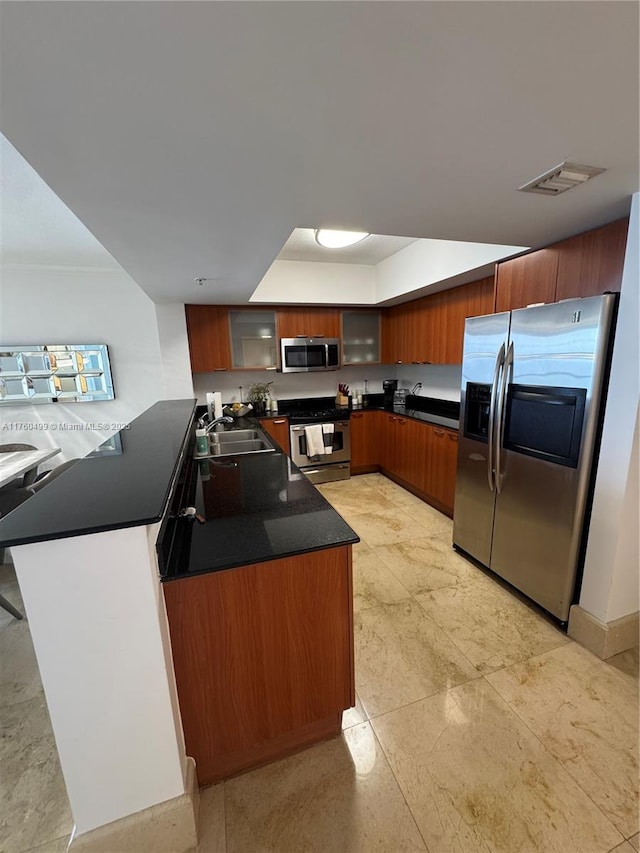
[290,420,351,483]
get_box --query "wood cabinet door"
[495,249,559,313]
[411,296,436,364]
[259,417,290,455]
[382,306,404,363]
[554,218,629,301]
[306,308,340,338]
[442,276,495,364]
[163,547,354,785]
[185,305,232,372]
[380,310,397,363]
[277,308,340,339]
[350,411,377,470]
[429,427,458,515]
[395,417,427,490]
[277,308,308,339]
[381,414,399,472]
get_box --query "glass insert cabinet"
[0,345,115,404]
[229,311,277,369]
[341,311,381,365]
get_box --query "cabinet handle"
[448,432,458,442]
[213,368,227,372]
[433,428,445,436]
[389,416,397,422]
[273,419,286,424]
[398,418,406,424]
[352,413,363,418]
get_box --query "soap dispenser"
[195,428,209,456]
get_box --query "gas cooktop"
[278,397,351,424]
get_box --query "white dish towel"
[322,422,334,454]
[304,424,325,458]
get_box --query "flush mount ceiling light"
[518,161,606,196]
[314,229,370,248]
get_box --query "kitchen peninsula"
[0,400,358,851]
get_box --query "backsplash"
[395,364,462,402]
[192,363,462,405]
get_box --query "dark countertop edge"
[1,516,165,549]
[161,534,360,583]
[354,405,459,431]
[0,399,198,548]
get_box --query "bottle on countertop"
[195,428,209,456]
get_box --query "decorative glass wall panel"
[0,345,115,404]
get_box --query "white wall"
[192,364,394,405]
[396,364,462,402]
[375,238,527,302]
[579,193,639,624]
[12,524,188,835]
[155,303,194,399]
[0,265,167,462]
[251,259,376,305]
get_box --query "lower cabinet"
[350,410,384,472]
[258,416,290,455]
[350,410,458,516]
[425,426,459,513]
[163,546,354,785]
[382,414,427,493]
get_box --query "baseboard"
[568,605,639,659]
[68,756,199,853]
[380,469,454,519]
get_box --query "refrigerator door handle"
[495,340,514,494]
[487,342,506,492]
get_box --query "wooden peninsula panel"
[163,546,354,785]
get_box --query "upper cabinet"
[438,277,494,363]
[494,249,559,313]
[341,310,381,365]
[553,218,628,301]
[277,308,340,339]
[381,276,494,365]
[185,305,232,372]
[229,310,277,369]
[494,218,629,312]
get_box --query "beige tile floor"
[1,473,638,853]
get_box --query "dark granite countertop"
[0,399,197,547]
[160,446,359,581]
[0,398,358,578]
[352,394,460,431]
[390,407,459,430]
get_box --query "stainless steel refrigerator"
[452,294,616,622]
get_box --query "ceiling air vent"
[518,161,606,196]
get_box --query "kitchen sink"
[210,429,264,444]
[195,427,275,459]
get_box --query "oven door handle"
[303,465,350,475]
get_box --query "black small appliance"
[383,379,398,408]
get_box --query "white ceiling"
[0,135,119,270]
[0,2,637,305]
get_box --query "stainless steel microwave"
[280,338,341,373]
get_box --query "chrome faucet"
[410,382,423,395]
[197,414,234,431]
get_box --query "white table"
[0,448,61,489]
